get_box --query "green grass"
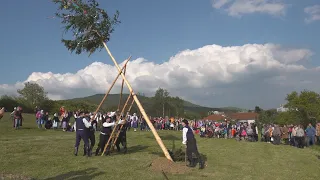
[1,113,320,180]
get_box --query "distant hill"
[63,94,241,117]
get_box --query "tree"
[153,88,170,117]
[285,90,320,126]
[52,0,120,55]
[0,95,19,111]
[254,106,262,113]
[275,111,300,125]
[17,82,48,109]
[257,109,277,125]
[166,96,184,117]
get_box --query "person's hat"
[182,119,189,124]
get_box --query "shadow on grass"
[111,145,149,156]
[127,145,149,153]
[43,168,104,180]
[149,140,208,162]
[146,134,180,141]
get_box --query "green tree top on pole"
[52,0,120,55]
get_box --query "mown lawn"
[1,113,320,180]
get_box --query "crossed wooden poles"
[89,42,173,161]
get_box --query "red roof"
[230,112,258,120]
[204,114,227,121]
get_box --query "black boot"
[74,147,78,156]
[83,147,87,156]
[88,146,92,157]
[199,159,205,169]
[190,158,197,167]
[187,159,196,167]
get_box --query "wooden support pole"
[117,65,126,111]
[102,42,173,161]
[102,94,132,155]
[90,56,131,121]
[126,98,135,116]
[110,93,133,150]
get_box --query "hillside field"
[66,93,243,116]
[1,113,320,180]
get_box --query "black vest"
[76,117,85,130]
[101,126,112,135]
[186,126,195,141]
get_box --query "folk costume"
[182,119,204,169]
[74,112,92,157]
[52,113,59,129]
[115,117,127,153]
[131,113,138,131]
[95,117,122,156]
[84,116,96,156]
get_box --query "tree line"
[255,90,320,127]
[0,82,188,118]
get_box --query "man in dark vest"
[182,119,205,169]
[95,117,115,156]
[115,116,128,153]
[83,115,95,156]
[74,111,92,156]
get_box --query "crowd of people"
[194,119,320,148]
[7,106,320,150]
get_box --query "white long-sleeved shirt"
[103,122,115,128]
[74,118,92,131]
[182,127,188,145]
[102,119,124,128]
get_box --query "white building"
[277,104,289,112]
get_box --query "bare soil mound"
[149,157,190,174]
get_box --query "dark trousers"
[296,136,305,148]
[307,136,315,146]
[75,130,89,148]
[273,136,281,145]
[316,136,320,145]
[96,134,110,155]
[88,133,95,148]
[186,138,201,163]
[115,132,127,152]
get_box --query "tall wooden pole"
[102,94,132,155]
[117,65,126,111]
[102,42,173,161]
[90,56,131,121]
[126,98,135,116]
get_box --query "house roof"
[204,114,227,121]
[230,112,258,120]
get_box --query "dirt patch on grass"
[149,157,190,174]
[0,173,34,180]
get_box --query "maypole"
[52,0,173,161]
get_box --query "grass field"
[1,113,320,180]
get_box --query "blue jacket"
[305,126,316,137]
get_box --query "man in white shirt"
[95,117,124,156]
[74,111,93,156]
[182,119,204,169]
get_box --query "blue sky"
[0,0,320,108]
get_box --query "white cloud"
[304,5,320,23]
[212,0,287,17]
[0,43,316,108]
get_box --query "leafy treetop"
[52,0,120,55]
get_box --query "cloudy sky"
[0,0,319,109]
